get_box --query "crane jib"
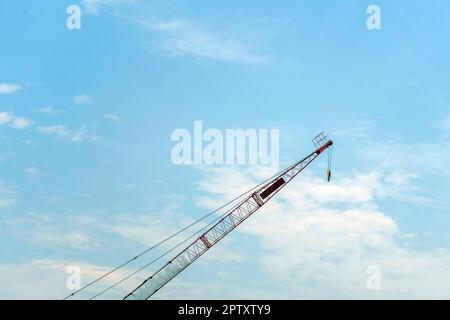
[123,135,333,300]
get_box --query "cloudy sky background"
[1,0,450,299]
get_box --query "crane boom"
[124,138,333,300]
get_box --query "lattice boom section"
[126,252,191,300]
[202,196,260,247]
[125,195,261,300]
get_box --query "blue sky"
[1,0,450,299]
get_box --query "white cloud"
[37,125,99,142]
[0,112,31,129]
[73,93,92,105]
[71,128,88,142]
[104,113,120,122]
[0,259,141,299]
[196,165,429,209]
[0,112,12,125]
[0,189,254,299]
[195,166,450,299]
[141,19,266,64]
[11,117,31,129]
[331,123,449,205]
[36,105,57,115]
[0,83,21,94]
[37,125,69,138]
[2,196,192,251]
[6,212,98,251]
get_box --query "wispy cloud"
[82,0,134,15]
[2,195,192,253]
[81,1,266,64]
[36,105,58,115]
[11,117,30,129]
[37,125,69,138]
[141,19,267,64]
[0,83,21,94]
[73,93,92,105]
[71,128,89,142]
[104,113,120,122]
[0,112,31,129]
[3,212,98,251]
[37,125,99,142]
